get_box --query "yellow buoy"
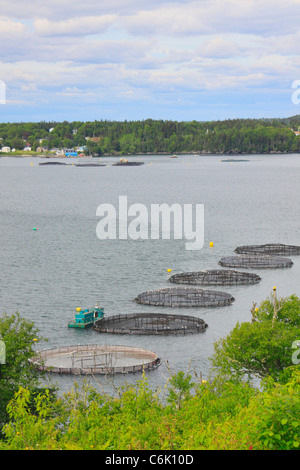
[76,307,82,312]
[167,268,172,272]
[210,242,214,247]
[273,286,277,291]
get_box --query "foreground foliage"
[0,313,46,432]
[0,370,299,450]
[0,293,299,450]
[211,294,300,382]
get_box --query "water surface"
[0,154,299,392]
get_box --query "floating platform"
[169,269,261,286]
[75,163,106,167]
[221,159,249,162]
[68,306,104,328]
[135,287,234,308]
[112,158,144,166]
[31,344,161,375]
[219,255,293,269]
[113,161,144,166]
[93,313,208,335]
[234,243,300,256]
[39,161,67,165]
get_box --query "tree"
[210,294,300,383]
[0,312,46,431]
[62,138,73,149]
[9,137,25,150]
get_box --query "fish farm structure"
[112,158,144,166]
[39,161,67,165]
[234,243,300,256]
[31,345,161,375]
[68,306,104,328]
[219,255,293,269]
[75,163,106,167]
[93,313,208,335]
[221,159,250,162]
[169,269,261,286]
[135,287,234,308]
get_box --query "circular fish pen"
[75,163,106,167]
[221,159,250,162]
[31,344,161,375]
[169,269,261,286]
[219,255,293,269]
[39,161,67,165]
[93,313,208,335]
[135,287,234,308]
[112,159,144,166]
[234,243,300,256]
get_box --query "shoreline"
[1,150,299,158]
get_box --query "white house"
[1,146,10,153]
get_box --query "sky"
[0,0,300,123]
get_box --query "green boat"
[68,305,104,328]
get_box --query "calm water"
[0,154,300,393]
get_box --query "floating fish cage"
[31,344,161,375]
[219,255,293,269]
[75,163,106,167]
[39,161,67,165]
[234,243,300,256]
[135,287,234,308]
[221,159,249,162]
[169,269,261,286]
[93,313,208,335]
[113,158,144,166]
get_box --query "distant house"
[1,146,10,153]
[65,151,77,157]
[64,148,77,157]
[288,128,300,136]
[23,146,32,151]
[51,148,64,156]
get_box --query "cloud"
[121,0,300,38]
[21,83,38,92]
[0,18,27,36]
[34,15,116,37]
[1,0,300,121]
[0,0,181,20]
[199,37,242,59]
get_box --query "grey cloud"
[121,0,300,38]
[0,0,185,20]
[34,15,116,37]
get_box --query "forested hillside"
[1,116,300,155]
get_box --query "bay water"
[0,154,299,393]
